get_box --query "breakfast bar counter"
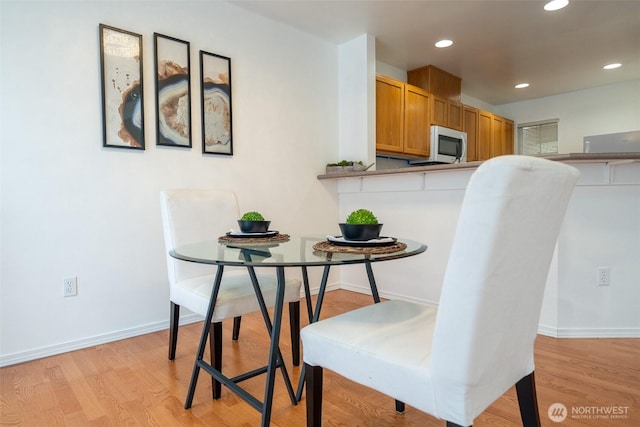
[317,153,640,180]
[318,153,640,339]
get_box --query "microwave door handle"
[460,139,467,162]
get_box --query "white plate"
[226,230,279,238]
[326,235,397,247]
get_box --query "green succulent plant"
[326,160,364,167]
[240,211,265,221]
[345,209,378,225]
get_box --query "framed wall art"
[99,24,145,149]
[154,33,191,147]
[199,50,233,155]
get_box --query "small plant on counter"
[240,211,265,221]
[326,160,368,174]
[345,209,379,224]
[326,160,365,167]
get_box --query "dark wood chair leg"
[446,422,469,427]
[232,316,241,340]
[305,363,323,427]
[289,301,301,366]
[168,302,179,360]
[516,371,541,427]
[211,322,223,399]
[395,400,405,413]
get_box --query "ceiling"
[228,0,640,105]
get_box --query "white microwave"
[429,125,467,164]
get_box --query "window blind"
[518,120,558,155]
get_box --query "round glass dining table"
[170,234,427,427]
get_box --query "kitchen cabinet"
[376,74,430,157]
[491,114,515,157]
[474,110,514,160]
[463,105,479,161]
[503,118,515,155]
[431,95,463,131]
[477,110,493,161]
[377,73,513,161]
[375,75,404,153]
[403,85,431,156]
[407,65,462,102]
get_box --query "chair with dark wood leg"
[160,189,302,399]
[302,156,579,426]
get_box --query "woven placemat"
[313,240,407,254]
[218,233,290,244]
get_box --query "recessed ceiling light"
[515,83,530,89]
[544,0,569,11]
[603,63,622,70]
[435,39,453,48]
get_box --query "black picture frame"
[154,33,191,148]
[99,24,145,150]
[199,50,233,155]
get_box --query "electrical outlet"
[63,277,77,297]
[597,267,610,286]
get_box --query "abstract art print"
[154,33,191,147]
[200,50,232,155]
[99,24,145,149]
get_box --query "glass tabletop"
[170,234,427,267]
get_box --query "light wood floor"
[1,290,638,426]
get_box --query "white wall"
[0,1,341,365]
[338,34,376,166]
[498,80,640,154]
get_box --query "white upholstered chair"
[301,155,579,427]
[160,189,302,398]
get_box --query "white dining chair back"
[162,189,239,286]
[301,155,580,426]
[160,189,302,398]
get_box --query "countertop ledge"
[317,153,640,180]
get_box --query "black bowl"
[339,223,383,241]
[238,220,271,233]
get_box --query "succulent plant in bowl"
[339,209,383,241]
[238,211,271,233]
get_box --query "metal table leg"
[365,260,381,303]
[184,262,295,427]
[302,266,313,322]
[295,265,331,401]
[184,265,224,409]
[295,261,381,402]
[259,266,287,426]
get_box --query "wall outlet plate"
[64,277,77,296]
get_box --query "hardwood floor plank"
[1,290,638,426]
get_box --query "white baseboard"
[344,284,640,339]
[0,314,202,368]
[539,325,640,338]
[0,285,337,368]
[6,284,634,367]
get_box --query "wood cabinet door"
[376,76,404,153]
[503,118,514,155]
[431,95,448,127]
[477,110,493,161]
[447,102,463,131]
[404,85,430,157]
[463,106,479,161]
[492,115,505,157]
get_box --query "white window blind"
[518,120,558,155]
